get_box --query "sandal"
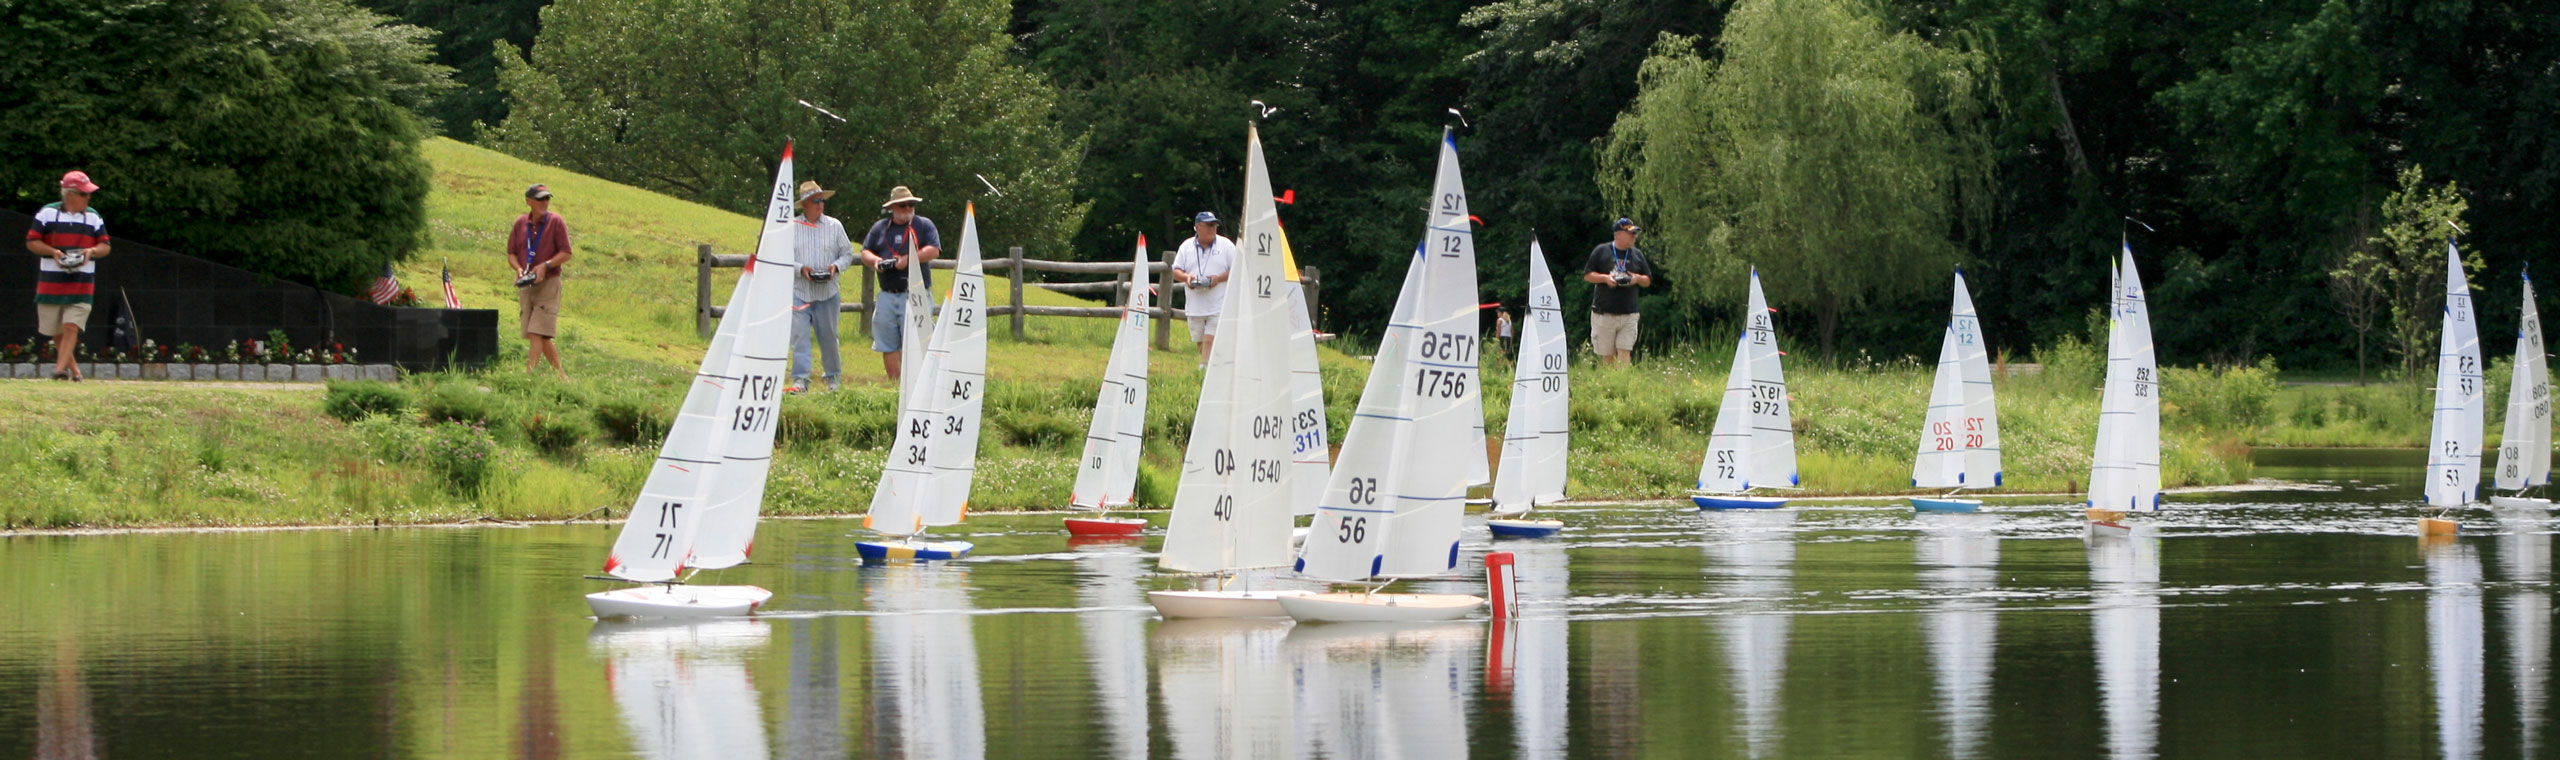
[51,370,67,381]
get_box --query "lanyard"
[524,216,548,266]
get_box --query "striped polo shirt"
[28,202,106,305]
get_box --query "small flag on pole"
[370,264,403,305]
[441,262,462,308]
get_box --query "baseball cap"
[525,183,553,200]
[1194,211,1220,224]
[1613,217,1641,233]
[60,171,99,194]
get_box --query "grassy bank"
[0,138,2313,530]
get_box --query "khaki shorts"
[1187,314,1218,342]
[519,274,563,337]
[36,302,92,337]
[1591,311,1639,355]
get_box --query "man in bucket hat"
[858,185,941,382]
[26,170,112,380]
[788,180,855,392]
[509,183,573,379]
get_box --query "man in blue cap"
[1170,211,1235,367]
[1583,217,1654,365]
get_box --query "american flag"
[370,264,402,305]
[441,263,462,308]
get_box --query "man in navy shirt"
[1584,217,1653,365]
[859,185,941,382]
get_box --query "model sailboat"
[1282,127,1487,623]
[585,142,796,618]
[1064,237,1155,536]
[2491,271,2549,509]
[1148,121,1312,618]
[1489,237,1569,537]
[1284,227,1332,518]
[2423,240,2485,535]
[1911,270,2003,512]
[1692,269,1799,509]
[2086,245,2160,535]
[857,204,991,561]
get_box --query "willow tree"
[1598,0,1993,358]
[487,0,1088,256]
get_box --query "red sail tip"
[781,141,794,159]
[601,555,620,572]
[1276,189,1296,205]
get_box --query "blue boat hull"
[1693,495,1789,510]
[1909,497,1982,513]
[855,540,975,562]
[1486,518,1565,538]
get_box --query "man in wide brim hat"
[858,185,942,382]
[788,179,855,392]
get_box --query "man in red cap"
[25,171,111,380]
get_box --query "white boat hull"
[1278,592,1486,623]
[2488,495,2551,510]
[1147,589,1313,619]
[586,584,774,619]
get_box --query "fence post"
[1301,265,1321,332]
[1154,262,1172,351]
[858,257,875,337]
[1008,246,1026,341]
[696,244,713,340]
[1113,271,1129,307]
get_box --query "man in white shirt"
[1169,211,1235,367]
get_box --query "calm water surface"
[2,448,2552,758]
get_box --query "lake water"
[1,448,2550,759]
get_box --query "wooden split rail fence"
[694,244,1321,351]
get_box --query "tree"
[354,0,550,141]
[488,0,1087,256]
[0,0,452,292]
[1598,0,1993,358]
[2336,165,2478,382]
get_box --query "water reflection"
[1152,618,1294,757]
[589,619,772,760]
[1072,540,1152,756]
[782,617,842,758]
[2426,538,2485,760]
[33,635,98,760]
[865,564,985,758]
[2087,529,2160,760]
[1703,510,1795,759]
[2497,509,2549,757]
[1286,621,1480,758]
[1486,536,1571,757]
[1916,513,2000,760]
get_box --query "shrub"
[422,421,497,496]
[420,383,506,427]
[592,395,669,445]
[521,412,590,459]
[322,380,412,422]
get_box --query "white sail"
[1300,129,1479,581]
[1071,239,1154,510]
[2429,240,2486,508]
[1286,276,1332,516]
[1914,271,2002,491]
[604,144,795,582]
[2089,531,2161,760]
[1159,123,1299,573]
[1493,238,1570,514]
[593,620,772,760]
[2089,246,2162,512]
[898,231,935,406]
[1294,246,1423,581]
[1696,269,1796,493]
[687,155,801,570]
[2496,274,2548,492]
[864,205,990,536]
